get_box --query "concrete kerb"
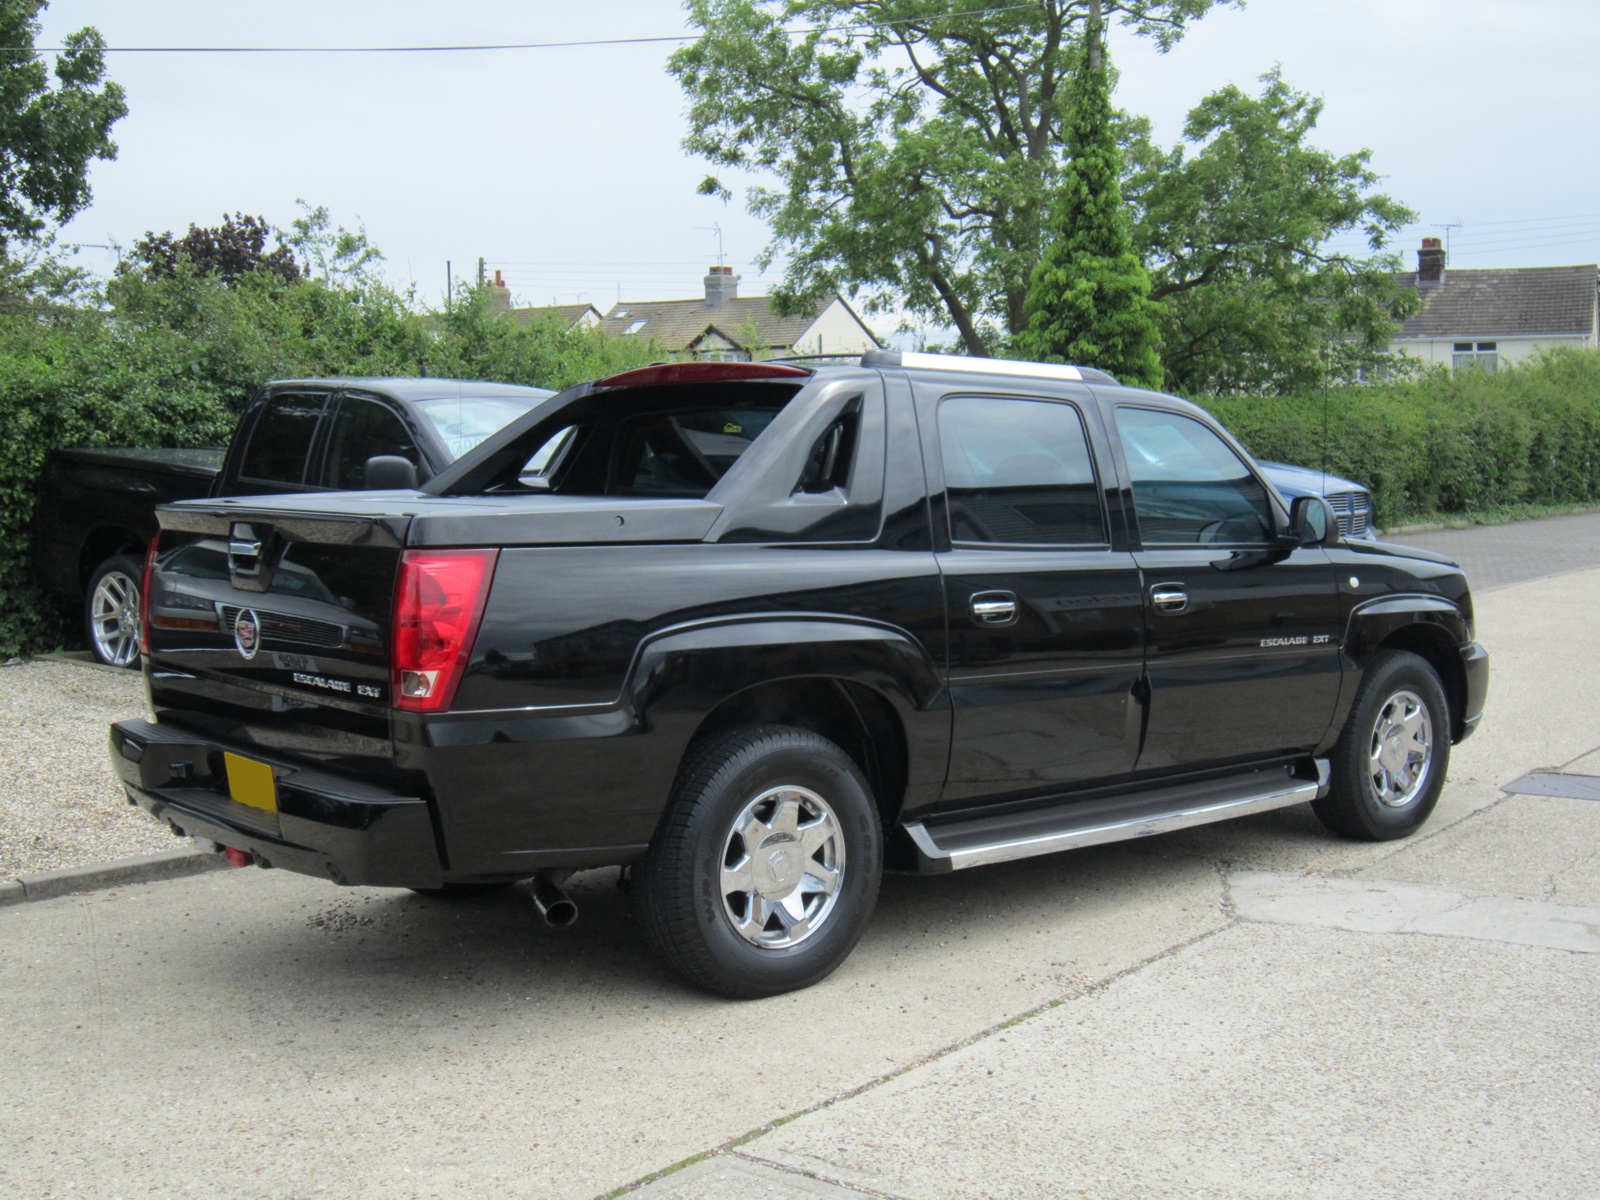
[0,846,229,907]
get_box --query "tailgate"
[145,504,408,777]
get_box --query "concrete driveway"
[2,523,1598,1199]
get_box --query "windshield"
[416,394,552,459]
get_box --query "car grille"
[1324,490,1373,538]
[219,605,346,650]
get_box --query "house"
[481,272,604,331]
[1390,238,1599,371]
[508,302,603,332]
[597,267,881,360]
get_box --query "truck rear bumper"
[109,719,445,889]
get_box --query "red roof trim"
[592,362,812,388]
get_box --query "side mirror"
[364,455,419,490]
[1290,495,1340,547]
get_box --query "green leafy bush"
[0,251,662,658]
[1203,349,1600,527]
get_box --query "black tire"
[636,724,883,999]
[84,554,145,669]
[1313,649,1451,841]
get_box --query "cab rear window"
[471,382,801,499]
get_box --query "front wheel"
[1313,649,1450,841]
[85,554,145,669]
[636,725,882,999]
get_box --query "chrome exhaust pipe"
[530,873,578,929]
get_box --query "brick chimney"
[1417,237,1446,286]
[704,265,738,310]
[488,269,512,314]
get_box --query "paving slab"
[1447,567,1600,787]
[626,1157,867,1199]
[0,842,1226,1200]
[1557,747,1600,775]
[737,922,1600,1200]
[1356,793,1600,906]
[1232,869,1600,953]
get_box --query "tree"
[1016,6,1162,386]
[125,213,302,285]
[284,200,385,288]
[0,1,125,252]
[672,0,1226,356]
[1127,70,1419,394]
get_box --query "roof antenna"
[698,223,725,268]
[1431,220,1463,262]
[1319,309,1331,499]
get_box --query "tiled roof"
[508,303,600,329]
[599,296,829,351]
[1395,265,1597,339]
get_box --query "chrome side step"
[904,760,1330,873]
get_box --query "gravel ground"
[0,657,179,876]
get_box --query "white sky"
[36,0,1600,337]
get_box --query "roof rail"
[860,349,1122,386]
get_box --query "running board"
[904,760,1330,873]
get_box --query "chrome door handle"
[1150,583,1188,613]
[970,592,1018,626]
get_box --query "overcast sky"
[36,0,1600,337]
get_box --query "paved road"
[2,517,1599,1200]
[1390,508,1600,592]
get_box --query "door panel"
[923,387,1145,807]
[1132,546,1343,770]
[942,547,1145,802]
[1110,404,1343,772]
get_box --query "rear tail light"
[391,549,498,713]
[139,536,159,656]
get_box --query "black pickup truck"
[33,377,554,666]
[108,353,1488,997]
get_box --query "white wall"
[790,299,880,356]
[1390,333,1594,368]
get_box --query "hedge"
[0,276,661,658]
[5,272,1599,659]
[1202,349,1600,527]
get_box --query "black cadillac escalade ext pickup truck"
[34,377,553,667]
[109,353,1489,997]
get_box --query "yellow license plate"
[223,752,278,814]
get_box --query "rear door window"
[238,393,328,486]
[938,395,1106,545]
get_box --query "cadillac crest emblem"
[234,608,261,660]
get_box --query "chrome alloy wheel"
[1368,688,1433,808]
[719,785,845,949]
[89,569,142,667]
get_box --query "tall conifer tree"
[1017,4,1163,387]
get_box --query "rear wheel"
[85,554,145,669]
[636,725,882,999]
[1313,650,1450,841]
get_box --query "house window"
[625,319,649,334]
[1452,341,1498,372]
[699,349,752,362]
